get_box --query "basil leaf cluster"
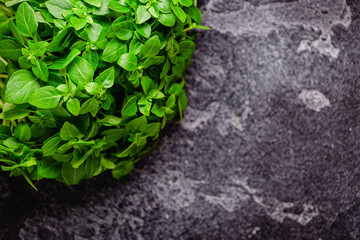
[0,0,206,188]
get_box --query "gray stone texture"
[1,0,360,239]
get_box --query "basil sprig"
[0,0,207,189]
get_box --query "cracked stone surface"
[1,0,360,239]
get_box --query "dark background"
[1,0,360,239]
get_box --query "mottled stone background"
[1,0,360,239]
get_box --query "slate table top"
[1,0,360,239]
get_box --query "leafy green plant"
[0,0,207,189]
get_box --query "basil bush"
[0,0,207,189]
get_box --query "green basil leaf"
[0,39,22,61]
[85,82,101,95]
[0,125,11,140]
[71,148,93,168]
[66,98,81,116]
[101,38,127,63]
[141,76,156,94]
[0,61,5,74]
[70,16,87,30]
[101,129,125,143]
[49,48,81,69]
[39,159,61,179]
[47,72,66,88]
[108,0,130,13]
[100,92,114,110]
[143,122,161,136]
[52,153,72,162]
[141,35,161,58]
[87,22,103,43]
[5,70,41,104]
[179,40,196,58]
[94,67,115,88]
[79,98,99,117]
[172,56,186,75]
[135,23,151,38]
[29,86,62,109]
[0,18,10,35]
[112,161,134,179]
[0,105,30,120]
[84,0,102,8]
[171,5,186,23]
[45,0,73,19]
[98,115,122,126]
[57,142,74,153]
[178,89,188,111]
[118,53,138,71]
[149,5,160,18]
[0,0,202,187]
[42,136,62,156]
[147,89,165,99]
[166,93,176,108]
[14,122,31,141]
[160,59,171,79]
[139,101,151,116]
[151,101,165,117]
[129,38,143,55]
[184,5,202,24]
[158,0,172,13]
[29,41,48,57]
[85,156,100,178]
[179,0,192,7]
[93,0,111,15]
[121,96,138,116]
[82,50,99,70]
[16,2,38,37]
[18,56,31,69]
[112,20,134,41]
[5,0,27,7]
[31,123,47,138]
[46,28,72,52]
[158,12,176,27]
[136,5,151,24]
[60,121,81,140]
[9,21,24,46]
[68,56,94,84]
[125,116,147,133]
[61,162,86,185]
[32,60,49,82]
[3,137,21,149]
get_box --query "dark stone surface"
[1,0,360,239]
